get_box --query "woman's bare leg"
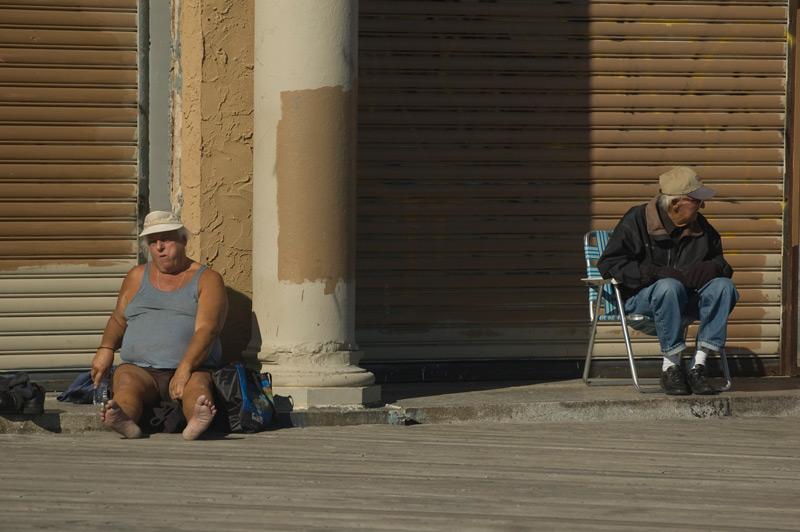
[101,364,158,439]
[181,370,216,440]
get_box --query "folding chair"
[581,230,731,393]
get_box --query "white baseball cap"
[139,211,184,237]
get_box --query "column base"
[273,384,382,410]
[250,347,380,408]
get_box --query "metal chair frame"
[581,230,732,393]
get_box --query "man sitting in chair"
[597,166,739,395]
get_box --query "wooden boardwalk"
[2,416,799,531]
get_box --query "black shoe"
[20,383,45,415]
[660,366,691,396]
[0,391,22,414]
[687,364,716,395]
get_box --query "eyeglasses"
[681,195,703,206]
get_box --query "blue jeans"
[623,277,739,357]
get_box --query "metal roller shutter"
[356,0,788,369]
[0,0,139,371]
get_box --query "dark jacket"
[597,195,733,300]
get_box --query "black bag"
[211,363,275,433]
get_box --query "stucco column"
[246,0,379,407]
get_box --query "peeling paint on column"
[276,85,356,294]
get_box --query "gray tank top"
[120,263,222,369]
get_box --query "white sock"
[662,354,680,372]
[690,350,708,370]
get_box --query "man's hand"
[90,348,114,387]
[685,261,721,290]
[169,367,192,401]
[644,264,689,287]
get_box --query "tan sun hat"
[659,166,715,200]
[139,211,184,237]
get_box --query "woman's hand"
[169,367,192,401]
[90,348,115,387]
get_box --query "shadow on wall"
[355,3,594,365]
[220,288,252,366]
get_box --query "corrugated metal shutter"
[0,0,139,371]
[356,0,787,368]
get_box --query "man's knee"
[649,278,688,301]
[702,277,739,305]
[707,276,736,291]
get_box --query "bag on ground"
[211,363,275,433]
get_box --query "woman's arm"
[90,265,144,386]
[169,268,229,400]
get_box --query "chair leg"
[615,288,662,394]
[716,348,732,392]
[689,337,732,392]
[584,288,661,391]
[583,296,637,387]
[583,295,604,386]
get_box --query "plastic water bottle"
[94,377,110,405]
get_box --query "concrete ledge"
[277,404,406,428]
[2,379,798,434]
[0,403,106,435]
[402,394,800,425]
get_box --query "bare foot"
[182,394,217,440]
[100,400,142,439]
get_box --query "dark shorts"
[112,364,214,403]
[140,367,177,402]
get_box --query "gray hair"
[657,193,681,210]
[139,227,191,260]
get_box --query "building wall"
[174,0,255,362]
[166,0,796,378]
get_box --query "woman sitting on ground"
[90,211,228,440]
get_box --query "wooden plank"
[0,202,135,218]
[0,125,137,142]
[0,105,137,123]
[0,259,134,274]
[358,111,787,128]
[0,183,136,199]
[0,27,136,47]
[0,66,138,85]
[357,253,782,272]
[356,271,781,290]
[358,183,784,199]
[359,128,784,145]
[360,37,787,57]
[0,240,136,257]
[0,275,125,294]
[359,92,786,109]
[0,8,136,28]
[357,218,784,236]
[1,87,138,104]
[0,221,135,237]
[0,145,137,161]
[362,1,789,21]
[356,201,784,217]
[0,164,137,179]
[358,164,784,181]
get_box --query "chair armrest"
[581,277,617,286]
